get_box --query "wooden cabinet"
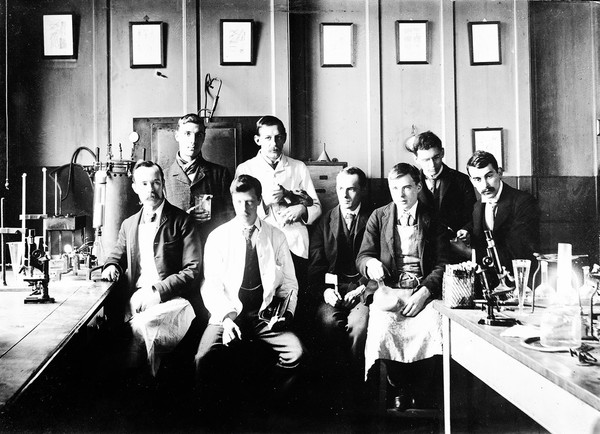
[305,161,347,212]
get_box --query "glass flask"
[539,243,582,348]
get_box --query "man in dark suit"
[457,150,540,269]
[408,131,476,234]
[307,167,371,395]
[356,163,448,410]
[102,160,203,375]
[164,113,233,243]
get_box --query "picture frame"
[396,20,428,64]
[43,14,77,59]
[472,128,504,167]
[468,21,501,65]
[129,21,165,68]
[320,23,354,67]
[220,19,254,65]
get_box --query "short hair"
[387,163,421,185]
[132,160,165,184]
[177,113,205,132]
[230,174,262,199]
[466,150,499,173]
[408,131,442,154]
[338,166,367,189]
[256,115,286,136]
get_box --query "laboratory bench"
[0,272,114,410]
[434,301,600,433]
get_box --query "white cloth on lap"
[364,287,442,379]
[130,297,195,376]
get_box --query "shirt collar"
[142,199,165,223]
[397,201,418,219]
[341,203,361,219]
[235,215,261,231]
[483,181,504,204]
[426,164,444,181]
[259,150,283,169]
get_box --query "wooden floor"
[0,328,544,434]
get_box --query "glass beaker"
[512,259,531,316]
[194,194,212,220]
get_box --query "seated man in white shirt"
[102,160,202,377]
[195,174,304,412]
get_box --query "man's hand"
[278,204,307,225]
[129,286,161,314]
[270,311,293,332]
[222,317,242,345]
[342,284,365,309]
[190,209,211,224]
[323,287,342,307]
[271,184,286,204]
[365,258,385,281]
[401,286,431,317]
[456,229,471,245]
[102,265,120,282]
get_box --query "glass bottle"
[533,260,554,301]
[578,266,596,309]
[540,243,582,348]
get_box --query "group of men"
[101,113,540,413]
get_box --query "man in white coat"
[194,174,304,412]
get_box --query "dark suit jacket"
[466,182,540,268]
[356,202,449,298]
[418,164,476,233]
[164,157,233,242]
[308,204,372,293]
[104,200,203,305]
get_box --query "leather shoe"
[393,391,412,411]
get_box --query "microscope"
[477,230,519,326]
[22,229,54,304]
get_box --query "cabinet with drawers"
[305,161,347,212]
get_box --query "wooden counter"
[434,301,600,433]
[0,277,114,410]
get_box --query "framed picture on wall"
[320,23,354,67]
[396,20,428,64]
[220,19,254,65]
[468,21,501,65]
[472,127,504,167]
[129,21,166,68]
[43,14,77,59]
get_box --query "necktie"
[485,202,497,230]
[243,226,256,249]
[144,211,156,223]
[428,178,437,195]
[344,212,356,230]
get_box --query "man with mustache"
[457,150,540,268]
[102,160,202,376]
[165,113,233,244]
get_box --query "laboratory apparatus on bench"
[22,228,53,304]
[477,230,519,326]
[91,143,139,270]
